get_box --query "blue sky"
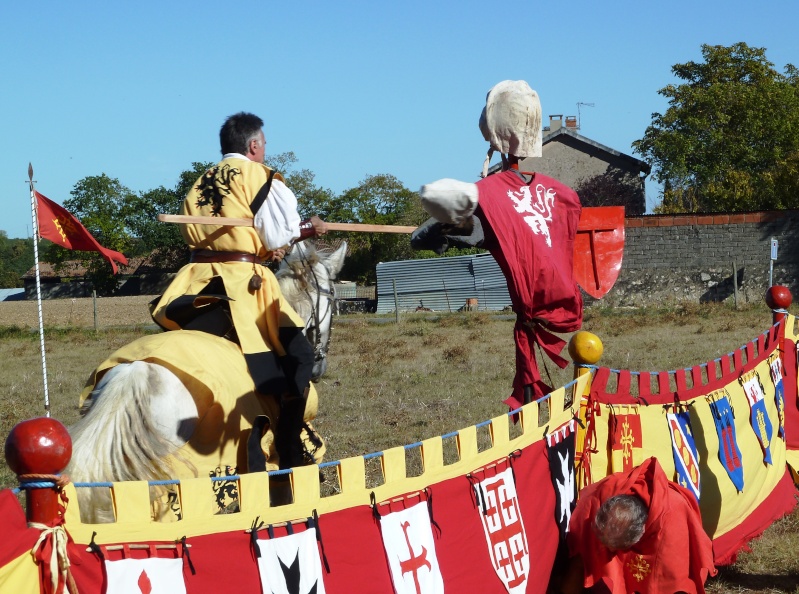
[2,0,797,239]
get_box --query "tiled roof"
[23,256,146,279]
[0,288,25,301]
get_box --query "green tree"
[574,168,645,215]
[0,232,34,288]
[633,43,799,213]
[127,162,212,269]
[265,151,337,219]
[331,174,427,284]
[41,174,136,294]
[266,155,430,281]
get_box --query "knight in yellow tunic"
[149,112,328,471]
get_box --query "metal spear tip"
[28,163,33,181]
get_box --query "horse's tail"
[67,361,197,523]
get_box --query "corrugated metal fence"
[334,282,376,299]
[375,253,511,313]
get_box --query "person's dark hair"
[219,112,264,155]
[594,494,648,551]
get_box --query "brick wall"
[598,210,799,306]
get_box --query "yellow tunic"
[80,330,324,476]
[150,158,304,364]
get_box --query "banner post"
[769,238,778,287]
[27,163,50,416]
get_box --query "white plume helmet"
[478,80,543,177]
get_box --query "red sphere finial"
[4,417,72,476]
[765,285,793,311]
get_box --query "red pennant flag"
[35,190,128,274]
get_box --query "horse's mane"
[68,361,193,523]
[276,243,328,322]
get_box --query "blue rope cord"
[18,480,58,489]
[14,319,785,493]
[49,374,585,492]
[585,343,758,376]
[31,328,779,493]
[73,482,113,488]
[148,479,181,486]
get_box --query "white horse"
[67,241,347,523]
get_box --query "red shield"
[574,206,625,298]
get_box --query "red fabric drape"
[475,171,583,408]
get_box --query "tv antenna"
[577,102,594,129]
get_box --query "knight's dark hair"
[594,494,648,550]
[219,112,264,155]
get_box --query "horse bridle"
[293,246,336,367]
[305,282,335,365]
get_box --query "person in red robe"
[412,80,583,408]
[561,457,716,594]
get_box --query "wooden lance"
[157,214,417,234]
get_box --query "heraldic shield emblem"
[573,206,625,299]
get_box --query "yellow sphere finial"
[568,331,603,365]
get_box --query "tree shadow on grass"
[709,565,799,593]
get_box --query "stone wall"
[21,211,799,309]
[598,211,799,307]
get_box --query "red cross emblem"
[398,520,431,594]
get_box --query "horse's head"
[276,241,347,381]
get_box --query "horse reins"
[293,245,336,365]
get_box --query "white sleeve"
[419,179,479,225]
[253,179,302,250]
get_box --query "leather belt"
[190,249,260,264]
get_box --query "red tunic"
[475,170,583,407]
[567,458,716,594]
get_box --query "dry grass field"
[1,295,798,592]
[0,295,156,329]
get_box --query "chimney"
[549,115,563,132]
[566,116,578,129]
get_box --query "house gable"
[515,117,651,215]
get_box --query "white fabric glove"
[419,179,479,226]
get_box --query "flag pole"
[28,163,50,417]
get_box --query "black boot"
[275,390,308,471]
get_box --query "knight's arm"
[297,216,328,241]
[253,178,303,250]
